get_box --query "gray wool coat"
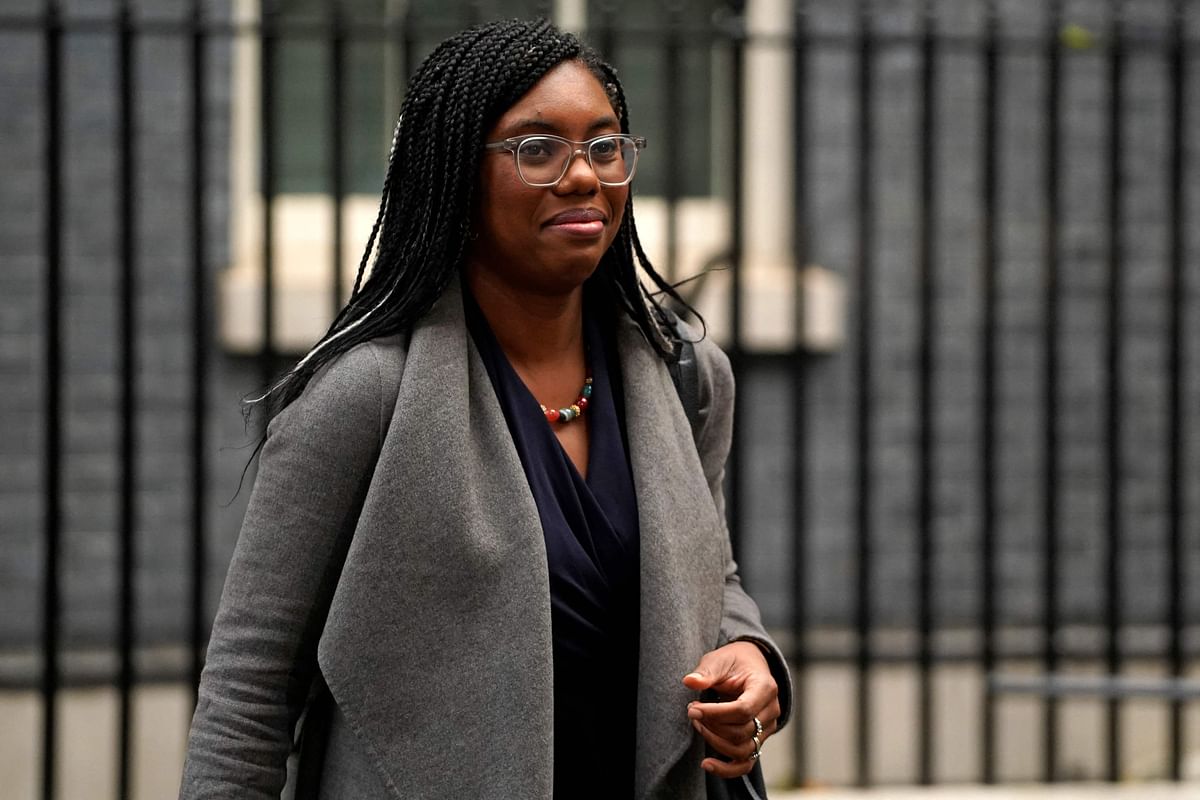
[180,277,792,799]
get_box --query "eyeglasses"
[483,133,647,187]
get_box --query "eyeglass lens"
[516,136,638,185]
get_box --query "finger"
[701,755,755,779]
[683,644,748,692]
[689,693,779,727]
[691,719,756,763]
[696,716,779,764]
[702,713,778,745]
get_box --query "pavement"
[2,682,1198,799]
[770,785,1200,799]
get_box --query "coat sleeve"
[180,342,396,799]
[692,338,794,729]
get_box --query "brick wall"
[1,0,1197,666]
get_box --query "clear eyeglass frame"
[482,133,648,188]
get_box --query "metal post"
[661,1,682,283]
[914,1,937,784]
[260,2,278,395]
[188,0,209,702]
[330,0,346,317]
[853,0,876,786]
[789,0,811,787]
[979,0,1000,784]
[1102,0,1125,781]
[1041,0,1063,781]
[40,3,64,798]
[1165,0,1186,782]
[726,0,746,566]
[116,3,138,797]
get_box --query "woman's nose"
[555,148,601,193]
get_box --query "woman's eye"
[519,140,555,160]
[591,140,618,160]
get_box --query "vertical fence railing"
[116,3,139,797]
[329,0,346,317]
[660,1,682,283]
[39,4,64,798]
[1165,0,1187,780]
[726,2,747,566]
[1041,0,1064,782]
[259,5,278,396]
[914,2,937,784]
[789,2,811,787]
[188,0,209,702]
[1102,1,1126,781]
[852,1,876,786]
[979,0,1000,784]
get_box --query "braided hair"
[250,18,692,427]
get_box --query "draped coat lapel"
[617,316,728,798]
[316,282,556,796]
[317,282,728,797]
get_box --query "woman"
[182,18,791,799]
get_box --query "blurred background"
[1,0,1199,797]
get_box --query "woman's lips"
[548,220,606,236]
[544,208,606,237]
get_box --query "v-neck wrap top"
[465,289,640,797]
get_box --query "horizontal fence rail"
[0,1,1195,797]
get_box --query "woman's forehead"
[492,61,618,137]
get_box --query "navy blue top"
[464,288,640,798]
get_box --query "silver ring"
[750,732,762,760]
[752,716,763,738]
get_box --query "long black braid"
[249,18,695,430]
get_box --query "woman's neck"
[465,268,586,372]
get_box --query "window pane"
[272,1,716,195]
[588,1,716,197]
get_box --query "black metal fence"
[2,0,1197,797]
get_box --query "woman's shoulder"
[276,332,409,438]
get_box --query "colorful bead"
[538,373,593,425]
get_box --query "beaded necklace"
[540,376,593,424]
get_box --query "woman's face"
[469,60,629,297]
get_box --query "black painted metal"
[1103,1,1125,782]
[188,0,210,706]
[1041,0,1063,781]
[853,2,875,787]
[595,0,617,69]
[1166,0,1186,781]
[915,3,937,785]
[116,4,138,797]
[260,4,278,394]
[402,5,417,103]
[662,2,682,283]
[979,0,1000,785]
[790,1,811,787]
[186,0,211,707]
[726,2,746,567]
[39,4,63,799]
[330,0,346,317]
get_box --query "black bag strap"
[663,308,702,438]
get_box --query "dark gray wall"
[735,0,1200,641]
